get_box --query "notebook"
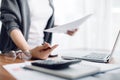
[62,30,120,63]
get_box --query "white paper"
[44,13,93,33]
[3,61,63,80]
[3,60,120,80]
[80,61,120,73]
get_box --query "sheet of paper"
[3,60,120,80]
[80,61,120,73]
[44,13,93,33]
[3,61,63,80]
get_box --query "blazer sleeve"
[1,0,22,35]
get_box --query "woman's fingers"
[40,44,58,55]
[49,44,58,51]
[37,44,58,59]
[36,42,51,50]
[38,42,57,51]
[31,44,58,60]
[67,29,78,36]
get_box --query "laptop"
[62,30,120,63]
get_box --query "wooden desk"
[0,54,25,80]
[0,54,58,80]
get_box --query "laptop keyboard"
[83,53,108,59]
[78,53,111,63]
[62,53,110,63]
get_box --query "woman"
[0,0,77,60]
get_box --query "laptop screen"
[109,30,120,58]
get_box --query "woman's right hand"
[30,42,58,60]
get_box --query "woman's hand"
[30,42,58,59]
[66,29,78,36]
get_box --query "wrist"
[23,50,32,60]
[23,50,31,54]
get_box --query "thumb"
[49,44,58,52]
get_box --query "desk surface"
[0,54,24,80]
[0,48,120,80]
[0,54,58,80]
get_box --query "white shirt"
[27,0,53,48]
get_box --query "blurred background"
[52,0,120,52]
[0,0,120,52]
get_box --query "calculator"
[31,59,81,70]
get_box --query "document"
[3,60,120,80]
[3,61,62,80]
[80,61,120,73]
[44,13,93,33]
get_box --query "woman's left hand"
[66,29,78,36]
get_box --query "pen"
[42,42,52,50]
